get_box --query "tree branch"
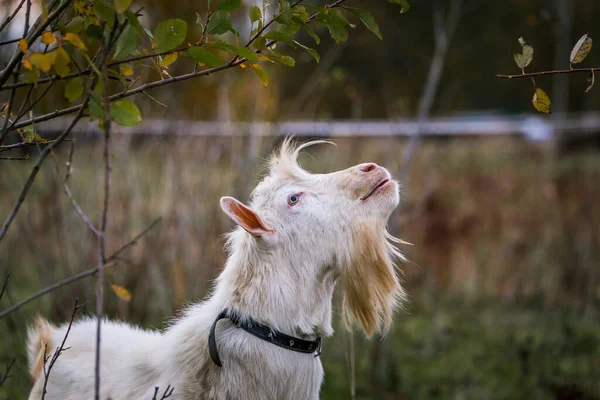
[0,358,16,389]
[0,0,26,34]
[41,299,81,400]
[496,67,600,79]
[0,217,162,320]
[0,274,8,302]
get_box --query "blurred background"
[1,0,600,399]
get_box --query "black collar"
[208,309,323,367]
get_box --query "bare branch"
[0,155,29,160]
[0,274,8,302]
[0,217,162,320]
[152,385,175,400]
[0,139,73,153]
[0,0,26,34]
[496,67,600,79]
[41,299,81,400]
[0,358,16,389]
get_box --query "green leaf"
[153,19,187,53]
[207,11,234,35]
[293,40,319,63]
[125,10,152,38]
[110,100,142,126]
[187,46,225,67]
[264,31,296,47]
[253,37,267,50]
[88,94,104,122]
[19,69,40,84]
[387,0,410,13]
[209,43,258,61]
[267,52,295,67]
[532,88,551,114]
[249,5,262,24]
[64,16,85,33]
[195,12,204,28]
[315,8,350,43]
[217,0,240,12]
[53,47,70,77]
[114,0,131,13]
[22,125,35,143]
[86,24,103,43]
[346,7,381,40]
[251,64,269,87]
[275,1,292,25]
[114,25,138,60]
[65,78,84,102]
[94,0,115,27]
[304,24,320,45]
[570,34,593,65]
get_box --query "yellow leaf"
[251,63,269,88]
[53,47,70,77]
[160,52,178,68]
[570,34,593,65]
[29,52,57,73]
[110,284,131,302]
[18,39,28,54]
[23,59,33,70]
[64,33,87,51]
[41,31,56,45]
[120,64,133,76]
[532,88,551,114]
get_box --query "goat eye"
[287,194,300,206]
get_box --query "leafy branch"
[497,34,596,113]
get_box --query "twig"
[0,84,17,145]
[0,0,26,34]
[151,385,175,400]
[0,139,73,153]
[496,67,600,79]
[0,155,29,160]
[41,299,81,400]
[0,217,162,320]
[0,274,8,302]
[0,358,16,389]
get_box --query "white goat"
[27,139,406,400]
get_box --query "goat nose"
[359,163,378,173]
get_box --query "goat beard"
[340,223,405,337]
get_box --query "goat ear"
[220,197,274,238]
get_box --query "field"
[1,135,600,399]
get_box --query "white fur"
[27,139,405,400]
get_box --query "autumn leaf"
[160,52,178,68]
[18,39,28,54]
[514,38,534,69]
[120,63,133,76]
[29,52,57,73]
[251,64,269,88]
[532,88,551,114]
[570,34,592,65]
[110,284,131,302]
[23,59,33,70]
[41,31,56,45]
[64,32,87,51]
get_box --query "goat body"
[27,140,405,399]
